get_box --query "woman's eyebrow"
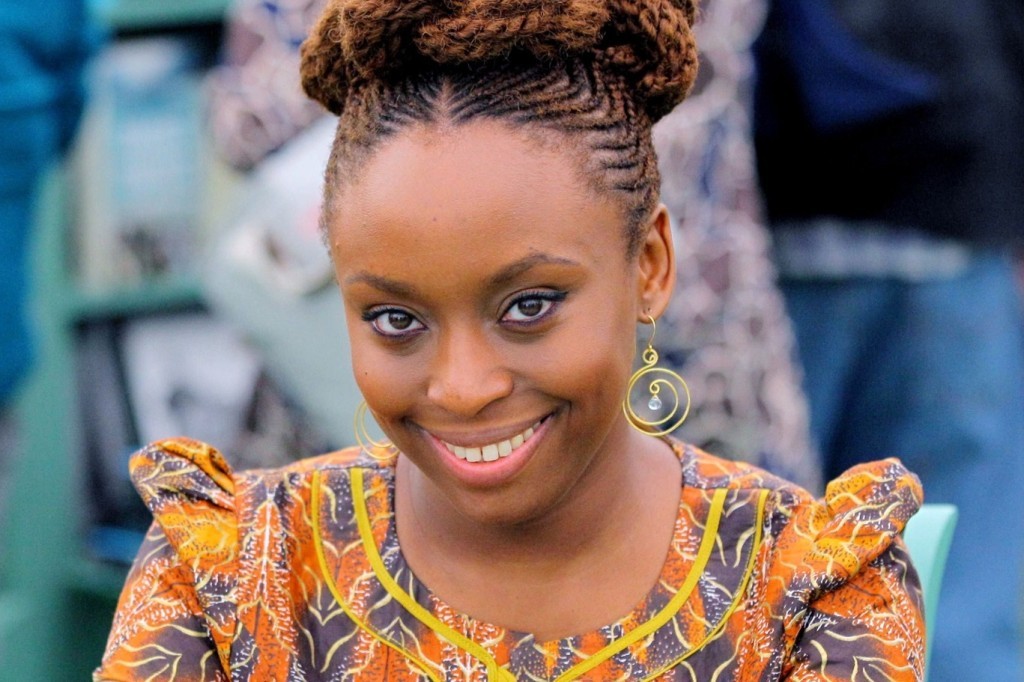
[490,253,581,287]
[345,255,580,297]
[344,272,419,297]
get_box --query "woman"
[204,0,821,491]
[96,0,925,679]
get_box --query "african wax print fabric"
[96,438,924,681]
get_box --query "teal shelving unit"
[68,277,204,321]
[93,0,230,30]
[0,2,229,679]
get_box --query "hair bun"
[301,0,698,120]
[596,0,698,120]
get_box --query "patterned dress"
[206,0,325,171]
[96,438,925,681]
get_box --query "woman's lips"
[439,420,541,463]
[422,414,555,487]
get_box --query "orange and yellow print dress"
[95,438,925,681]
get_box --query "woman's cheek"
[535,327,632,412]
[350,339,418,417]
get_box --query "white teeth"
[441,419,544,464]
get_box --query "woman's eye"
[510,298,548,320]
[370,310,424,337]
[502,292,564,323]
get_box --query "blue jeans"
[782,253,1024,681]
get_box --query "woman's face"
[329,120,673,527]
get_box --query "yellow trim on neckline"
[340,467,749,681]
[551,487,730,681]
[641,488,771,680]
[350,467,512,680]
[311,470,443,682]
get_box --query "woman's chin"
[443,485,564,530]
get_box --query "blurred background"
[0,1,341,677]
[0,0,1021,679]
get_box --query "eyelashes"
[363,308,425,337]
[501,290,567,325]
[363,289,568,340]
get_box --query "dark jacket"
[753,0,1024,245]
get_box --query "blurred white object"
[121,314,261,448]
[204,116,360,447]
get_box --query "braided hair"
[300,0,699,255]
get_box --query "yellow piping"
[311,470,442,682]
[351,467,509,679]
[552,487,730,681]
[642,488,771,679]
[326,468,766,681]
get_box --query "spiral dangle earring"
[354,400,399,461]
[623,314,691,436]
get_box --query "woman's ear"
[635,204,675,320]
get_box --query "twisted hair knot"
[301,0,698,121]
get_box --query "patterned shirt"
[96,438,925,680]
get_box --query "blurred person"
[96,0,928,678]
[0,0,91,516]
[654,0,819,491]
[206,0,326,171]
[754,0,1024,678]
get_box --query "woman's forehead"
[328,121,626,277]
[341,120,593,216]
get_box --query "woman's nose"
[426,327,514,417]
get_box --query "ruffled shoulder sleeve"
[96,438,239,681]
[130,437,236,516]
[806,458,922,588]
[768,458,926,680]
[129,438,239,609]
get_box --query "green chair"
[902,503,958,678]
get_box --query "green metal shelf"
[94,0,231,30]
[5,2,230,674]
[67,277,204,321]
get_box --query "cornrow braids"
[302,0,699,256]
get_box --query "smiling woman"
[96,0,927,680]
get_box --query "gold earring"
[622,314,691,436]
[354,400,399,461]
